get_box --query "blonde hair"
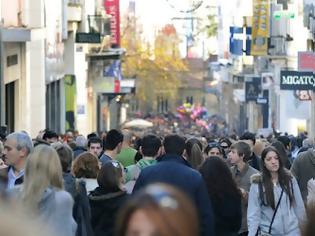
[21,145,64,210]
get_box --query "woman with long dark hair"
[199,156,242,236]
[247,146,305,236]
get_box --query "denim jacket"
[247,174,305,236]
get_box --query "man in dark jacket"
[133,134,215,236]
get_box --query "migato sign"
[280,71,315,90]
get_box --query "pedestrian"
[116,130,137,167]
[99,129,123,165]
[116,184,199,236]
[247,146,305,236]
[20,145,77,236]
[200,157,242,236]
[133,134,215,236]
[228,141,259,236]
[184,138,204,169]
[1,132,33,190]
[72,152,100,193]
[205,141,224,159]
[89,160,128,236]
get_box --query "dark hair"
[97,161,123,192]
[87,132,98,140]
[42,130,58,140]
[204,142,223,156]
[240,132,256,145]
[88,137,102,148]
[218,137,232,147]
[277,135,291,150]
[185,138,204,169]
[115,184,199,236]
[104,129,123,150]
[141,135,162,157]
[230,141,251,161]
[53,143,73,172]
[260,146,294,209]
[72,152,100,178]
[200,157,241,202]
[302,204,315,236]
[163,135,185,156]
[271,141,290,169]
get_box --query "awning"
[1,28,31,42]
[87,48,126,61]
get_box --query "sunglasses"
[145,185,179,209]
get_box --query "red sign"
[298,52,315,72]
[114,79,120,93]
[104,0,120,47]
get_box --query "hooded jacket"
[89,188,128,236]
[247,174,305,236]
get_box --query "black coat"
[133,154,215,236]
[211,194,242,236]
[89,188,128,236]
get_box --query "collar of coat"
[158,154,191,167]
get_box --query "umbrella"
[123,119,153,129]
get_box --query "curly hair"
[72,152,100,178]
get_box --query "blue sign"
[229,27,251,56]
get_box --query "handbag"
[256,188,284,236]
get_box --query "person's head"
[75,135,88,148]
[240,131,256,150]
[42,130,58,144]
[140,135,162,158]
[3,132,33,169]
[97,160,124,192]
[260,146,294,208]
[72,152,100,178]
[204,142,224,158]
[271,141,289,168]
[116,184,199,236]
[88,137,103,157]
[218,137,232,153]
[122,129,133,146]
[163,134,185,156]
[228,141,251,165]
[51,143,73,173]
[277,135,291,151]
[253,139,268,157]
[22,145,63,209]
[184,138,204,169]
[104,129,124,152]
[87,132,98,140]
[65,131,74,143]
[302,138,314,149]
[199,157,241,201]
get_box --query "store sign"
[229,26,251,56]
[75,33,101,43]
[105,0,120,47]
[280,71,315,90]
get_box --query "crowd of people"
[0,127,315,236]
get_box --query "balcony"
[67,0,82,22]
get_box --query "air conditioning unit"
[269,36,286,56]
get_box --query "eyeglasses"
[145,185,179,209]
[220,145,229,149]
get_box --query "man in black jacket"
[133,134,215,236]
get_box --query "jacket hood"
[251,173,262,184]
[89,189,126,201]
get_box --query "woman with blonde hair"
[20,145,76,236]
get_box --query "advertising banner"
[105,0,120,47]
[251,0,270,55]
[229,26,251,56]
[245,77,262,102]
[280,71,315,91]
[64,75,77,130]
